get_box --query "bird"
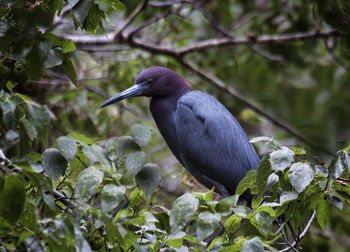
[100,66,260,201]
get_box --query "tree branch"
[54,190,76,208]
[149,0,193,6]
[65,30,340,57]
[176,30,340,55]
[126,6,174,37]
[113,0,149,40]
[278,209,316,252]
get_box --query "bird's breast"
[150,96,184,164]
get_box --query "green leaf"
[84,3,105,34]
[0,98,16,130]
[0,175,25,224]
[345,152,350,172]
[316,198,329,228]
[255,211,272,238]
[26,102,51,142]
[165,238,183,249]
[280,191,298,204]
[224,214,241,233]
[105,136,140,161]
[63,55,78,86]
[193,188,214,202]
[73,225,92,252]
[333,157,345,178]
[62,39,76,53]
[288,162,314,193]
[72,0,94,26]
[266,173,279,191]
[68,132,95,144]
[256,203,278,218]
[135,163,161,198]
[124,232,139,250]
[130,124,152,147]
[44,47,63,68]
[269,147,294,172]
[42,148,68,183]
[329,195,343,210]
[196,211,221,241]
[232,205,251,217]
[56,136,77,164]
[75,166,104,202]
[97,0,126,12]
[250,136,281,150]
[342,145,350,152]
[22,118,37,140]
[255,155,271,196]
[215,194,239,214]
[82,144,111,169]
[315,165,328,176]
[242,237,264,252]
[290,146,306,155]
[235,169,256,195]
[24,172,56,210]
[101,184,125,214]
[106,219,124,247]
[125,151,147,178]
[170,193,199,234]
[308,192,324,210]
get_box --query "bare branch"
[50,5,72,31]
[249,44,284,62]
[78,45,131,52]
[177,30,340,55]
[126,7,174,37]
[113,0,149,40]
[149,0,193,6]
[278,210,316,252]
[65,30,340,56]
[54,190,76,208]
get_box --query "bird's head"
[99,66,190,108]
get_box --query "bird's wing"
[175,91,260,194]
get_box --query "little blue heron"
[100,66,260,201]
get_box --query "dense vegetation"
[1,0,350,251]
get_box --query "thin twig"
[149,0,192,6]
[278,210,316,252]
[249,44,284,62]
[176,30,340,55]
[113,0,149,40]
[281,231,299,252]
[126,7,174,37]
[51,5,72,30]
[53,190,76,208]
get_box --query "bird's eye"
[148,79,155,85]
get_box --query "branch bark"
[113,0,149,40]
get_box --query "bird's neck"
[150,92,185,119]
[150,93,187,163]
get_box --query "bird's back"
[175,91,260,198]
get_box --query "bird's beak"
[99,81,150,108]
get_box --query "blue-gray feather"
[174,91,260,198]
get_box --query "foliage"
[1,0,350,251]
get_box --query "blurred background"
[1,0,350,250]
